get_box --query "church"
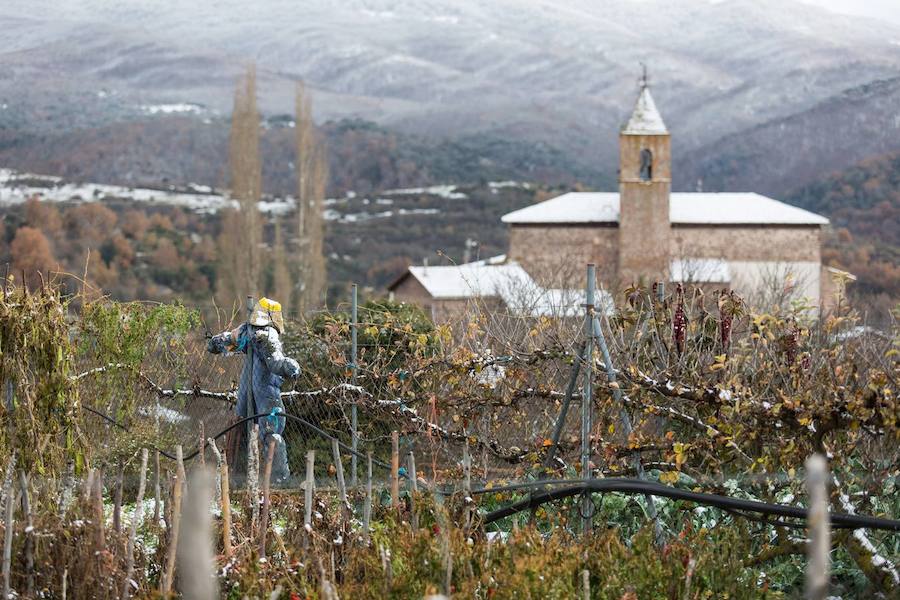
[389,79,842,321]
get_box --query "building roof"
[501,192,829,226]
[405,260,529,300]
[622,86,668,135]
[394,256,612,317]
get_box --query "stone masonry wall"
[618,133,671,284]
[507,225,620,288]
[670,226,821,263]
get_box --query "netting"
[73,295,591,490]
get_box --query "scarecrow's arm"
[255,327,300,378]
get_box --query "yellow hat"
[250,297,285,333]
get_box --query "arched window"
[639,148,653,181]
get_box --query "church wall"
[670,225,821,263]
[507,224,619,288]
[728,261,821,308]
[670,225,823,307]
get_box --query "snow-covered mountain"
[1,0,899,192]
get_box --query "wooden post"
[18,472,33,597]
[379,544,393,591]
[178,469,217,600]
[443,545,453,597]
[391,431,400,512]
[331,438,348,518]
[121,448,149,600]
[1,458,12,600]
[304,450,315,533]
[113,460,124,534]
[463,442,471,494]
[582,569,590,600]
[93,469,105,550]
[153,450,161,527]
[57,460,75,519]
[805,454,830,600]
[82,467,94,504]
[408,451,419,531]
[259,439,276,558]
[248,424,260,535]
[199,421,206,469]
[161,445,184,595]
[177,440,187,495]
[363,452,373,543]
[207,439,222,506]
[220,448,232,559]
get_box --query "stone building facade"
[391,81,836,319]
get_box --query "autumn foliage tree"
[10,226,56,289]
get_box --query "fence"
[75,284,590,489]
[59,266,900,591]
[4,263,899,596]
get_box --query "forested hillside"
[0,116,603,198]
[0,177,547,308]
[788,151,900,310]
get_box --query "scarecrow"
[207,297,300,483]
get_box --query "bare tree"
[294,82,328,313]
[217,64,262,306]
[271,215,292,305]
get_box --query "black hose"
[85,406,900,533]
[481,478,900,532]
[82,405,391,469]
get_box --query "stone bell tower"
[617,72,671,285]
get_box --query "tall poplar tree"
[294,82,328,313]
[217,64,262,310]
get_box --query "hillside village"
[0,1,897,598]
[389,82,849,322]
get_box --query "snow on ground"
[323,207,440,223]
[0,168,289,215]
[382,184,467,200]
[0,169,534,224]
[138,103,204,115]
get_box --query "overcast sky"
[802,0,900,25]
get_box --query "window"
[639,148,653,181]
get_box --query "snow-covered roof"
[406,261,532,300]
[669,193,829,225]
[397,256,611,317]
[670,258,730,283]
[501,192,829,226]
[622,86,668,135]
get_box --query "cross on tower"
[639,63,650,89]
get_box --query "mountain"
[787,151,900,304]
[1,0,900,195]
[677,77,900,195]
[0,117,603,197]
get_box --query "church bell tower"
[617,71,671,285]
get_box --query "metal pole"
[350,284,359,487]
[542,341,586,469]
[592,313,665,546]
[581,264,595,535]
